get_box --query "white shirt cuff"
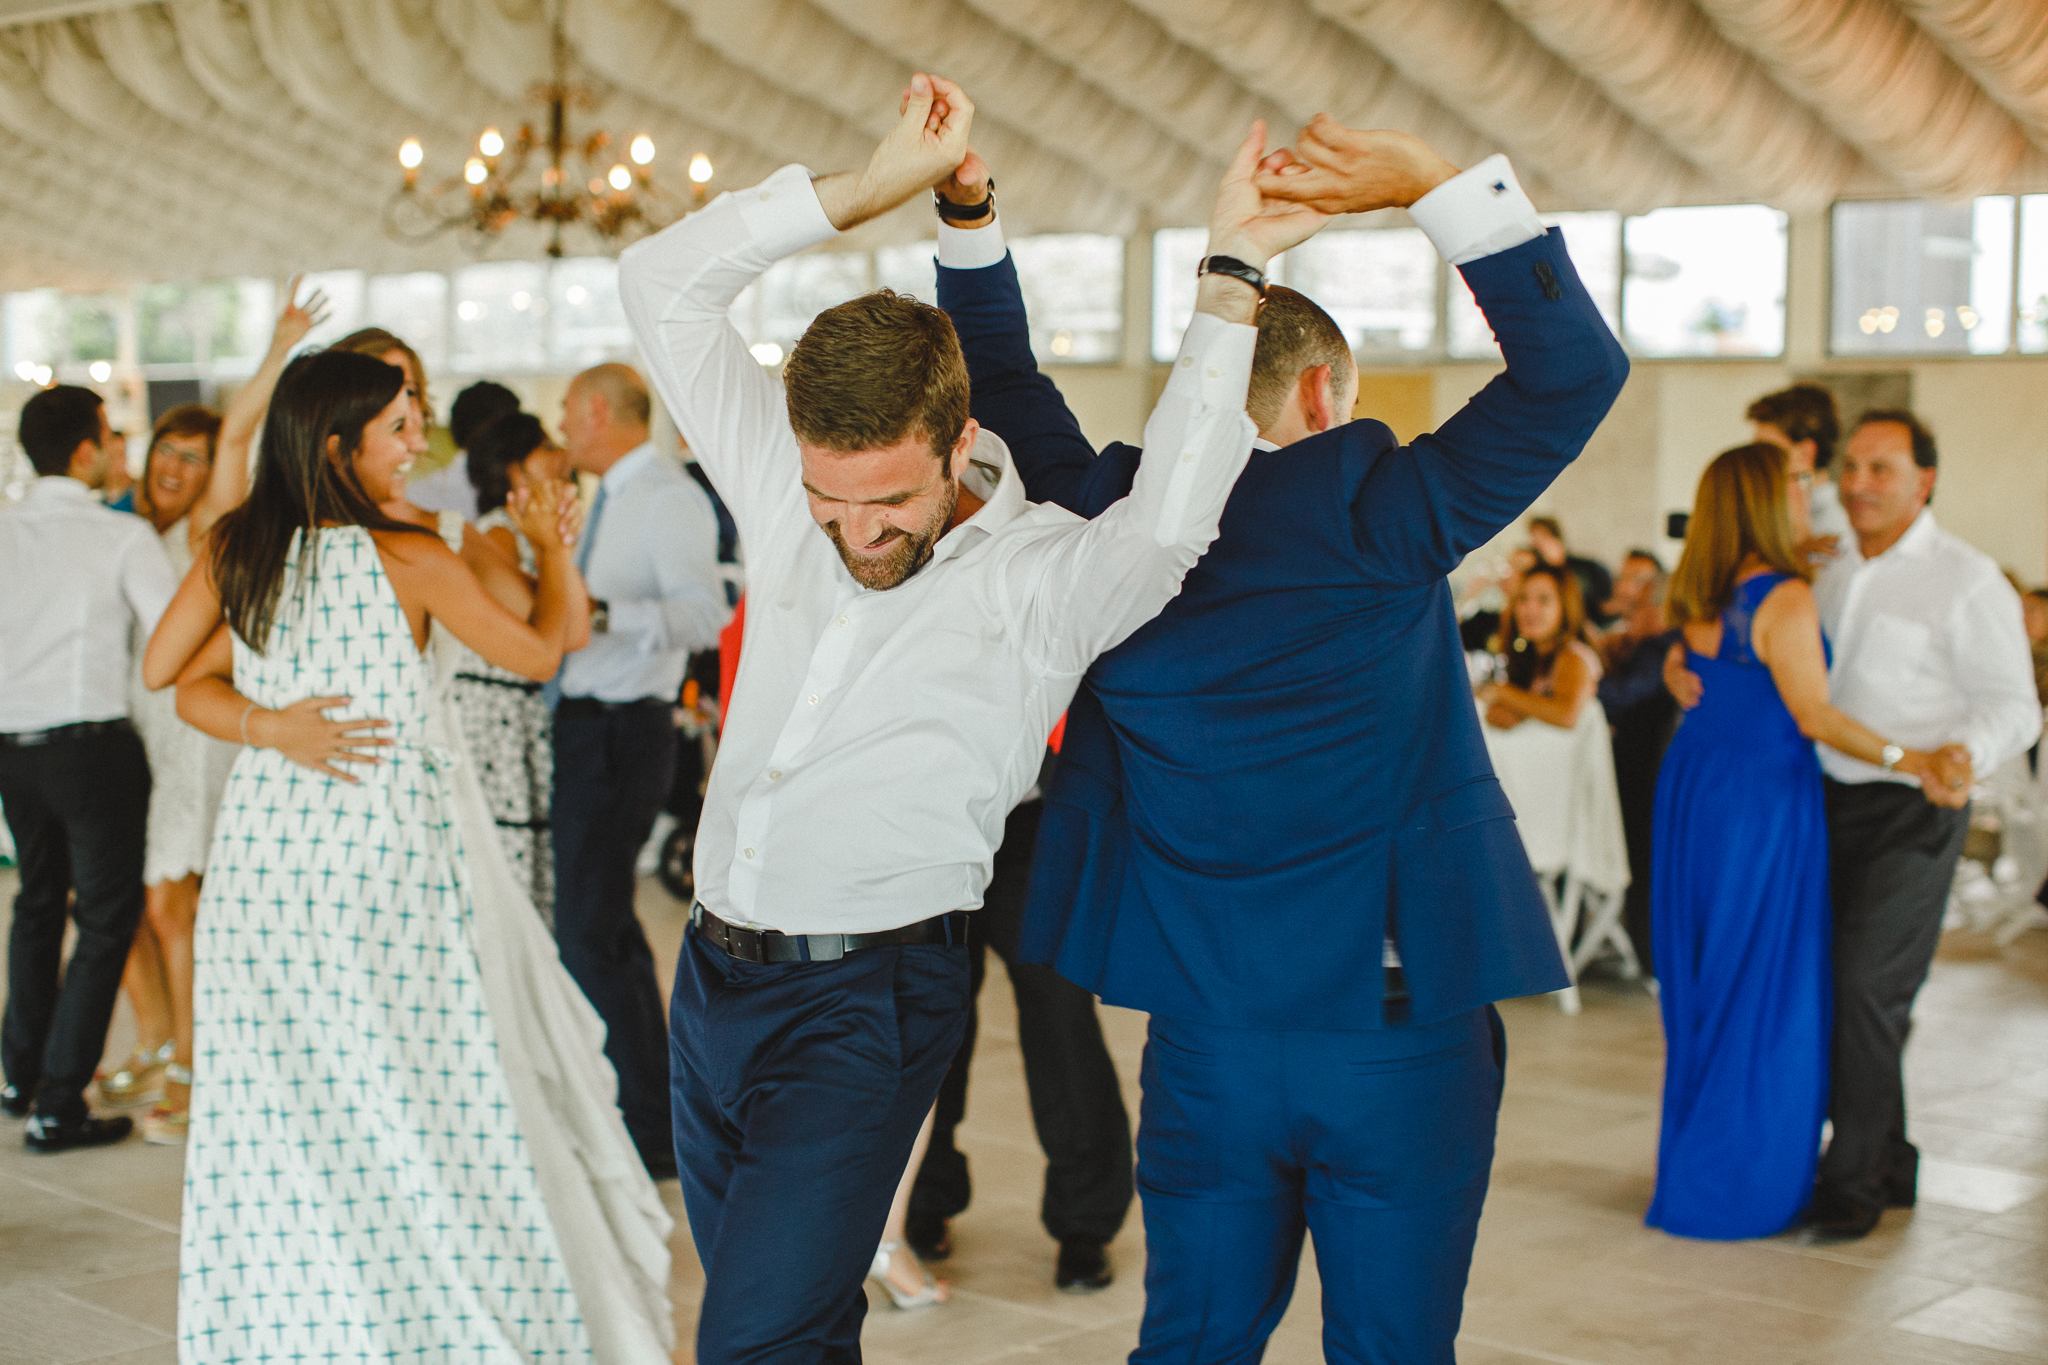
[1407,154,1546,266]
[734,164,841,261]
[937,218,1007,271]
[1165,311,1257,408]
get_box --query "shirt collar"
[29,475,98,502]
[1856,507,1938,567]
[924,429,1024,569]
[1252,437,1280,452]
[599,441,659,493]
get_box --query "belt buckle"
[725,924,766,965]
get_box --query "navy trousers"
[551,704,676,1164]
[1133,1007,1506,1365]
[671,931,971,1365]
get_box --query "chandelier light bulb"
[630,135,655,165]
[33,365,52,386]
[690,153,714,184]
[479,127,505,158]
[399,138,424,170]
[608,164,634,191]
[566,284,590,305]
[88,360,113,382]
[465,158,488,186]
[13,360,34,381]
[1958,305,1980,329]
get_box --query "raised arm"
[1258,120,1630,587]
[931,155,1117,516]
[620,74,975,543]
[1009,123,1328,670]
[192,279,328,542]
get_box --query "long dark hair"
[1500,563,1588,690]
[208,350,429,650]
[464,411,547,515]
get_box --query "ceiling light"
[465,158,488,186]
[88,361,112,382]
[399,139,424,170]
[1858,312,1878,335]
[1957,305,1979,329]
[458,300,483,321]
[511,291,532,311]
[479,127,504,158]
[749,342,783,366]
[608,164,634,192]
[32,365,52,386]
[13,360,34,381]
[566,284,590,305]
[690,154,714,184]
[630,135,655,165]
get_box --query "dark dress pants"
[1612,710,1677,974]
[671,932,970,1365]
[1818,779,1969,1206]
[910,798,1135,1245]
[0,727,150,1120]
[1133,1007,1506,1365]
[551,703,677,1164]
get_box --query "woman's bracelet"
[239,703,258,748]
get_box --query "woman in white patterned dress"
[143,349,671,1363]
[103,285,325,1144]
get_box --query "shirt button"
[743,847,756,859]
[767,770,782,781]
[1206,365,1220,378]
[1179,356,1193,368]
[758,191,772,201]
[1180,451,1197,464]
[808,694,820,706]
[836,616,849,627]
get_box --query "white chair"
[1480,698,1634,1014]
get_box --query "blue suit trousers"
[670,932,971,1365]
[1133,1007,1506,1365]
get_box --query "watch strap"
[1198,254,1268,297]
[934,181,995,223]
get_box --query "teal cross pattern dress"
[180,527,672,1363]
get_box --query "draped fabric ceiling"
[3,0,2048,292]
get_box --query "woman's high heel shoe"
[96,1041,172,1107]
[141,1063,192,1146]
[869,1240,947,1310]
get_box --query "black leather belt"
[556,696,667,718]
[693,903,970,964]
[0,718,134,749]
[456,672,545,695]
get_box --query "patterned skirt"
[451,673,555,927]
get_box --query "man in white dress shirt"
[1801,409,2040,1238]
[0,385,177,1151]
[618,76,1329,1362]
[550,361,731,1179]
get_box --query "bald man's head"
[562,362,652,473]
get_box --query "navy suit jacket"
[937,229,1629,1029]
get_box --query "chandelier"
[384,12,711,257]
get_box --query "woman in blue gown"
[1648,442,1949,1239]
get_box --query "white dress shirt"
[1814,509,2041,785]
[0,476,178,732]
[619,164,1262,934]
[556,441,732,703]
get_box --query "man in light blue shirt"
[552,362,731,1177]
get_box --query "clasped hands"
[827,77,1461,298]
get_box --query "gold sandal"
[96,1042,172,1107]
[141,1063,192,1146]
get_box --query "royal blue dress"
[1647,571,1832,1239]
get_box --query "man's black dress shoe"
[1802,1184,1881,1241]
[1055,1239,1113,1294]
[24,1112,132,1153]
[0,1084,30,1119]
[642,1150,679,1182]
[906,1214,951,1263]
[1883,1147,1919,1209]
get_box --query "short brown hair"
[149,403,222,461]
[1747,382,1840,471]
[1246,286,1353,432]
[1668,442,1810,626]
[1855,408,1937,470]
[782,290,968,458]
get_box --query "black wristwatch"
[1197,254,1268,298]
[935,180,995,223]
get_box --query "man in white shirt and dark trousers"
[1804,410,2040,1239]
[1,385,177,1151]
[552,361,731,1178]
[619,77,1330,1363]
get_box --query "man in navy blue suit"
[931,119,1629,1362]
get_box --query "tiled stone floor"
[4,865,2047,1364]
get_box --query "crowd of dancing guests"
[2,74,2046,1365]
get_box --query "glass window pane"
[1010,234,1123,365]
[366,272,449,378]
[1152,227,1208,362]
[2,288,62,376]
[216,278,280,372]
[1284,228,1439,356]
[874,242,938,305]
[2017,196,2048,354]
[297,270,366,352]
[136,282,255,367]
[452,262,547,373]
[1623,205,1787,357]
[731,252,871,359]
[65,294,121,365]
[549,258,631,370]
[1831,198,2013,356]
